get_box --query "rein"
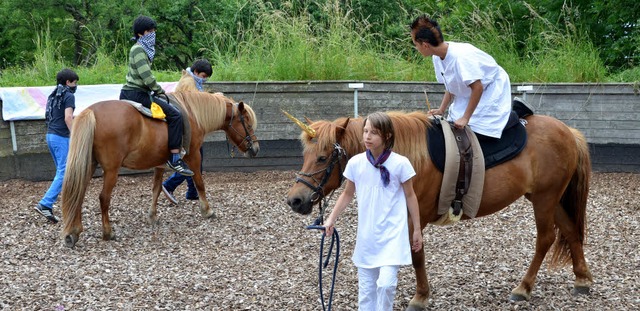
[307,224,340,311]
[296,143,347,311]
[225,102,258,157]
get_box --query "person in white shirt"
[324,112,423,311]
[410,14,513,139]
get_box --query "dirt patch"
[1,171,638,310]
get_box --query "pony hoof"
[571,286,590,296]
[202,209,215,219]
[405,304,425,311]
[64,234,77,248]
[102,232,116,241]
[509,293,529,302]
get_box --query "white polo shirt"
[433,41,512,138]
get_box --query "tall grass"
[211,0,431,82]
[0,0,635,86]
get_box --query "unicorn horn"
[282,109,316,138]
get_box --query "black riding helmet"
[133,15,156,38]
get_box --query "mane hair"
[301,111,431,172]
[170,91,257,133]
[387,111,431,172]
[175,70,198,92]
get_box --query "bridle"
[226,102,258,157]
[295,143,348,206]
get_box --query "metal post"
[10,121,17,153]
[348,83,364,118]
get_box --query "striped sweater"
[122,44,163,94]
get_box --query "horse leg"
[99,169,118,241]
[407,246,430,311]
[554,206,593,295]
[510,197,557,301]
[148,168,164,225]
[192,170,214,219]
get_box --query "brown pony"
[61,90,259,248]
[285,111,592,310]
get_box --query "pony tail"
[61,109,96,241]
[549,127,591,267]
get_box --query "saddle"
[124,94,192,155]
[427,111,528,223]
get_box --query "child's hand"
[412,229,423,252]
[324,219,335,237]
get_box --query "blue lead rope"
[306,224,340,311]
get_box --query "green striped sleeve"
[124,45,163,93]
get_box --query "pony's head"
[223,101,260,157]
[286,115,362,215]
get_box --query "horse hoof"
[509,293,529,302]
[572,286,590,296]
[406,305,425,311]
[64,234,77,248]
[102,232,116,241]
[202,209,215,219]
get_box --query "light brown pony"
[61,89,260,248]
[285,111,592,310]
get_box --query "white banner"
[0,82,178,121]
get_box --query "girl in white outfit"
[324,112,423,311]
[411,15,512,139]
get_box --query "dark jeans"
[163,147,203,198]
[120,89,183,150]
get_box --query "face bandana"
[186,67,207,91]
[366,148,392,187]
[137,32,156,62]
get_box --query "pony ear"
[238,101,245,111]
[304,116,313,125]
[336,117,350,141]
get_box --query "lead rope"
[306,192,341,311]
[307,226,340,310]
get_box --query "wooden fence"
[1,81,638,181]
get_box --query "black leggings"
[120,89,183,150]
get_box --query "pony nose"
[286,196,302,210]
[249,142,260,157]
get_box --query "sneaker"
[185,193,199,201]
[162,185,179,205]
[33,204,59,223]
[512,97,535,118]
[166,159,194,177]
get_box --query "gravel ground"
[1,171,638,310]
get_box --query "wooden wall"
[1,81,638,181]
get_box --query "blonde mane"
[170,91,258,133]
[301,111,431,172]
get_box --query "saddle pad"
[123,100,161,119]
[437,122,484,218]
[427,117,528,172]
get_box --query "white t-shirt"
[343,151,416,268]
[433,41,512,138]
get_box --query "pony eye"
[317,156,327,163]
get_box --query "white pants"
[357,265,400,311]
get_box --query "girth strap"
[451,126,473,216]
